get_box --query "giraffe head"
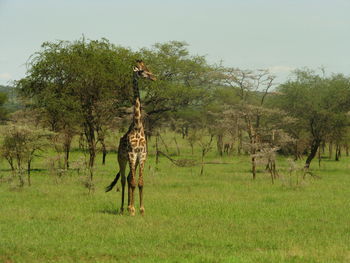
[133,60,156,81]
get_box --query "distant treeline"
[1,38,350,187]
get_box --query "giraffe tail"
[105,172,121,192]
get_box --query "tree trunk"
[84,121,96,187]
[88,144,96,179]
[318,148,321,167]
[267,160,276,184]
[62,131,73,170]
[155,134,159,164]
[251,155,256,180]
[250,134,257,179]
[335,144,341,161]
[305,139,321,169]
[321,141,326,154]
[199,135,213,176]
[64,139,71,170]
[328,142,333,159]
[101,138,107,165]
[237,129,242,155]
[294,142,299,161]
[6,157,15,174]
[216,134,223,156]
[79,133,85,150]
[173,137,180,156]
[102,149,107,165]
[200,149,205,176]
[27,160,31,186]
[65,148,70,169]
[224,142,231,155]
[17,157,24,187]
[88,144,96,193]
[181,126,188,139]
[247,118,257,180]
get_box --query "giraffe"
[105,60,156,216]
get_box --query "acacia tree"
[17,38,136,183]
[139,41,219,135]
[222,68,276,179]
[276,70,350,168]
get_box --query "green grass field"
[1,135,350,262]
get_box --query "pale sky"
[0,0,349,85]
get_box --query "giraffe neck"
[133,72,142,129]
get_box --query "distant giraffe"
[105,60,156,216]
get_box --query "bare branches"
[222,68,276,103]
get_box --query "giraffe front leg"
[138,160,145,216]
[127,171,131,213]
[128,155,137,216]
[127,171,136,216]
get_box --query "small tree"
[1,125,52,186]
[198,132,214,176]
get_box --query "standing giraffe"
[105,60,156,216]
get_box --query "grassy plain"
[1,134,350,262]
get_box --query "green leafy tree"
[139,41,219,134]
[16,38,137,183]
[276,70,350,168]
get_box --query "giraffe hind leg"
[127,156,138,216]
[138,159,145,216]
[118,157,127,214]
[120,173,126,214]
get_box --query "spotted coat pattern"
[112,61,155,216]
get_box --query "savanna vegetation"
[1,38,350,262]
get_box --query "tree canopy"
[276,69,350,167]
[11,37,350,180]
